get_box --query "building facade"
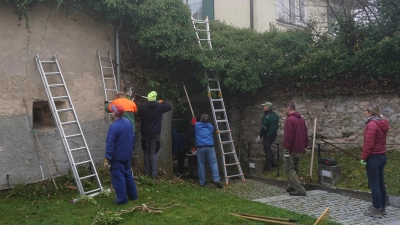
[184,0,328,32]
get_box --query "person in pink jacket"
[361,103,390,218]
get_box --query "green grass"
[0,167,339,225]
[259,148,400,195]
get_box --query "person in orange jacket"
[105,92,137,132]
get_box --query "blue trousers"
[197,147,220,185]
[366,154,387,209]
[110,160,138,204]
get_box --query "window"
[183,0,214,20]
[33,100,65,128]
[276,0,307,26]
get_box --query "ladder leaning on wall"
[191,17,246,185]
[34,55,103,196]
[97,50,118,124]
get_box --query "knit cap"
[147,91,157,101]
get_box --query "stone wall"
[0,4,114,188]
[226,94,400,161]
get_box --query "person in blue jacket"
[104,105,138,204]
[195,114,223,188]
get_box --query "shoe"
[213,181,223,189]
[200,181,208,186]
[381,207,387,216]
[289,191,306,196]
[286,187,295,192]
[364,205,382,218]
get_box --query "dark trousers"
[110,160,138,204]
[263,133,277,170]
[366,154,387,209]
[141,135,160,179]
[177,150,187,174]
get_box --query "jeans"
[283,152,305,193]
[141,135,160,179]
[197,147,220,185]
[366,154,387,209]
[110,159,138,204]
[263,133,277,170]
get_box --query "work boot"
[213,181,223,189]
[286,187,295,192]
[381,207,387,216]
[289,191,306,196]
[199,181,208,186]
[363,205,382,218]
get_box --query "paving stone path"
[225,179,400,225]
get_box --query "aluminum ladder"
[97,50,118,124]
[191,16,245,185]
[35,55,103,196]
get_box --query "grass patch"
[0,166,339,225]
[259,148,400,195]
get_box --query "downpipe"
[115,18,123,92]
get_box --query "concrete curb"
[245,175,400,208]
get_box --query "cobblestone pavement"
[226,179,400,225]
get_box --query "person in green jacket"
[256,102,279,171]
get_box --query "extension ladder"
[35,55,103,196]
[191,17,245,185]
[97,50,118,124]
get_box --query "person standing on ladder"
[195,114,223,188]
[256,101,279,171]
[105,92,138,132]
[104,105,138,205]
[137,91,171,179]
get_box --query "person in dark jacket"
[283,103,309,196]
[195,114,223,188]
[171,129,186,175]
[104,105,138,204]
[137,91,171,179]
[256,101,279,171]
[361,103,390,218]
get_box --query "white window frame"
[184,0,204,20]
[276,0,307,26]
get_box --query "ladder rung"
[57,108,73,112]
[84,188,102,195]
[211,99,223,102]
[65,133,82,138]
[61,121,77,125]
[195,29,209,32]
[199,39,211,41]
[75,160,91,166]
[41,60,56,64]
[105,89,117,91]
[221,140,233,144]
[209,88,220,92]
[208,78,217,81]
[48,84,64,88]
[216,120,228,123]
[53,96,69,100]
[223,151,237,155]
[193,21,207,24]
[225,162,239,167]
[44,72,60,75]
[70,146,87,152]
[218,130,231,133]
[227,174,244,178]
[104,78,115,80]
[102,66,113,69]
[214,109,225,112]
[80,174,96,180]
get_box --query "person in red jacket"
[283,103,309,196]
[361,103,390,218]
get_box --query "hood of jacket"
[369,119,390,134]
[288,111,302,119]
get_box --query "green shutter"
[202,0,214,21]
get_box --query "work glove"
[104,158,110,169]
[255,136,260,143]
[360,160,367,165]
[158,100,164,103]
